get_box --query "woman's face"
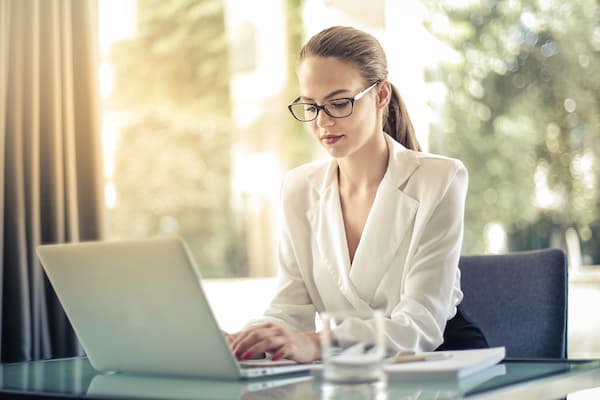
[296,57,382,159]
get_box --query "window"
[99,0,600,355]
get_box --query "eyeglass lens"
[290,99,353,121]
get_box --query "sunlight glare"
[484,222,507,254]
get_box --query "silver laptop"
[36,237,313,379]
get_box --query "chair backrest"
[459,249,568,358]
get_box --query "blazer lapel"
[306,160,371,311]
[349,136,421,301]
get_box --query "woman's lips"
[320,135,343,145]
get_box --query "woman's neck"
[337,132,389,194]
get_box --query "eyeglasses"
[288,81,380,122]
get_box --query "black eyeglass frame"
[287,80,380,122]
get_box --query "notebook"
[36,237,313,379]
[383,347,506,380]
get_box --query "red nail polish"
[271,354,280,361]
[241,351,251,360]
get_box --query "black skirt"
[436,306,489,351]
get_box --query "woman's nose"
[316,110,334,128]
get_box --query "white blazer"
[259,134,467,353]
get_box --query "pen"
[393,353,451,363]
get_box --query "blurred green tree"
[106,0,311,277]
[110,0,231,117]
[107,0,246,277]
[424,0,600,261]
[229,0,316,169]
[283,0,317,168]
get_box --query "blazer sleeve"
[334,161,468,353]
[245,174,317,332]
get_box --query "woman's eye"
[329,101,350,109]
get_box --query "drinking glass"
[320,309,385,384]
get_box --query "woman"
[230,26,487,363]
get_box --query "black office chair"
[458,249,568,358]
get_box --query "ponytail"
[384,84,421,151]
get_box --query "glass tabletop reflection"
[1,357,600,399]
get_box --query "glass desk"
[1,357,600,399]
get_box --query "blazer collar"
[306,134,420,195]
[381,133,420,191]
[306,134,421,309]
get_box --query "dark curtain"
[0,0,104,363]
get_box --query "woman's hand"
[230,322,320,363]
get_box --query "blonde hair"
[299,26,421,151]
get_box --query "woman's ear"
[376,80,392,110]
